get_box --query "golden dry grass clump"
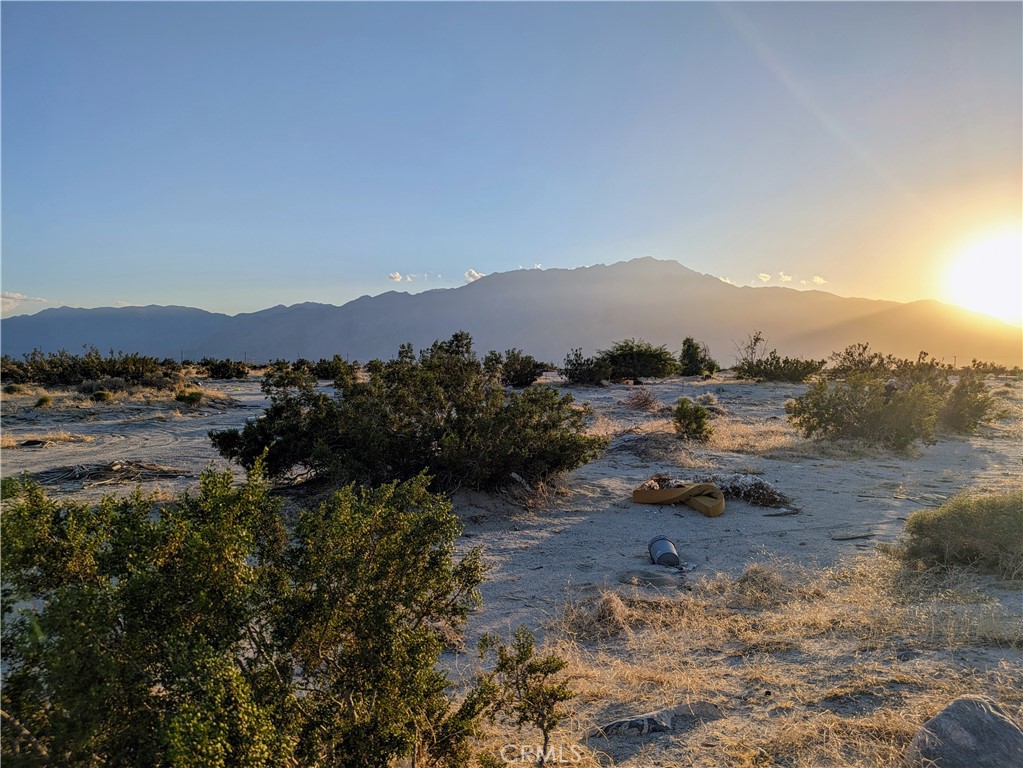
[476,555,1023,767]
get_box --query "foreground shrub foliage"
[900,490,1023,579]
[0,469,506,767]
[212,333,606,490]
[786,344,998,449]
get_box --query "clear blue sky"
[3,1,1021,322]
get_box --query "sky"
[2,1,1021,324]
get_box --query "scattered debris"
[29,461,195,490]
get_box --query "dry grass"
[706,417,801,455]
[621,388,663,413]
[473,554,1023,766]
[0,431,96,449]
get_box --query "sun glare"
[943,229,1023,326]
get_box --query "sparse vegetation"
[541,554,1023,768]
[1,346,182,389]
[90,390,113,402]
[33,395,52,408]
[199,356,250,379]
[732,330,826,382]
[898,490,1023,579]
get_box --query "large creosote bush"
[0,468,497,767]
[211,333,607,490]
[787,345,998,449]
[785,373,940,450]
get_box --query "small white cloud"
[1,291,49,314]
[404,274,414,282]
[757,273,772,283]
[812,275,827,285]
[465,268,486,283]
[719,276,734,284]
[778,271,793,283]
[388,272,403,282]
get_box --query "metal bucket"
[648,535,680,567]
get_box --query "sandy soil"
[3,373,1020,648]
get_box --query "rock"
[907,696,1023,767]
[585,701,724,739]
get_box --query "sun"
[943,228,1022,326]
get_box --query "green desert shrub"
[486,348,549,388]
[33,395,53,408]
[199,357,250,379]
[560,348,613,385]
[3,383,23,394]
[672,397,713,441]
[212,332,607,491]
[90,390,113,402]
[939,369,995,433]
[785,374,940,450]
[175,390,203,405]
[732,331,825,382]
[0,467,516,767]
[900,490,1023,579]
[678,336,720,376]
[788,348,996,449]
[311,354,359,386]
[2,347,180,388]
[598,338,677,380]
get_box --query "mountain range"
[2,258,1020,367]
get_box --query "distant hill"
[2,258,1020,366]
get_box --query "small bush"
[598,338,677,380]
[175,390,204,405]
[3,384,23,394]
[34,395,52,408]
[91,390,113,402]
[624,387,661,412]
[488,348,549,388]
[901,490,1023,579]
[77,377,130,394]
[673,397,713,441]
[561,348,613,385]
[199,357,250,379]
[679,336,720,376]
[940,370,995,433]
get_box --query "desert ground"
[2,372,1021,765]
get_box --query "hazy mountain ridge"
[3,258,1020,366]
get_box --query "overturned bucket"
[648,535,680,567]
